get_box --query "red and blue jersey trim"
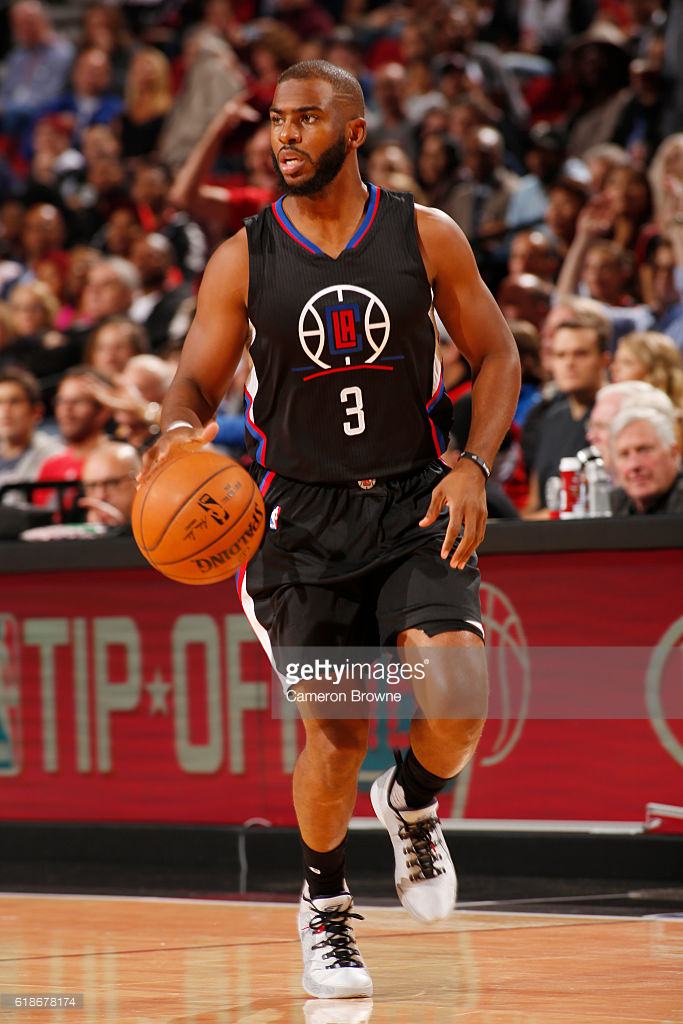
[244,386,267,464]
[426,371,447,455]
[346,183,380,249]
[271,183,380,256]
[235,469,276,595]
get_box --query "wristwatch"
[458,450,491,480]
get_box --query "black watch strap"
[458,450,491,480]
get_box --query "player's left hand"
[419,460,488,569]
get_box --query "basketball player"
[142,62,520,999]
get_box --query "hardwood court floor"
[0,893,681,1023]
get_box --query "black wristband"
[458,450,491,480]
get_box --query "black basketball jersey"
[243,184,453,483]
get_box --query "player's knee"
[303,720,369,773]
[424,716,486,750]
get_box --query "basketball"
[132,450,265,585]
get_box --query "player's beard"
[272,134,348,197]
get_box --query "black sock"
[395,747,452,809]
[301,835,347,898]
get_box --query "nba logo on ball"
[298,285,391,372]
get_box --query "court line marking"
[0,889,663,924]
[0,916,657,966]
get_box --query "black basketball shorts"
[236,460,483,674]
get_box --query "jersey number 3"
[340,386,366,436]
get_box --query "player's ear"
[347,117,367,150]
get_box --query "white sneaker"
[370,760,457,923]
[298,884,373,999]
[303,998,374,1023]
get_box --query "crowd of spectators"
[1,0,683,534]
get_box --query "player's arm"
[140,229,250,477]
[416,205,521,568]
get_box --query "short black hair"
[277,60,365,118]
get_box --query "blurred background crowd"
[0,0,683,535]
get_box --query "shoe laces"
[392,749,445,883]
[397,816,445,882]
[305,896,366,970]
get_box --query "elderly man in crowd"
[586,380,677,474]
[80,441,140,530]
[610,406,683,515]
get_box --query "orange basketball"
[132,450,265,585]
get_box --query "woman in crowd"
[121,47,174,158]
[611,330,683,410]
[84,317,149,380]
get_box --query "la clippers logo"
[0,614,21,775]
[297,285,392,379]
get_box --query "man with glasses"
[80,441,140,529]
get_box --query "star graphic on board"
[146,671,172,716]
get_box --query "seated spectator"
[600,165,654,258]
[444,126,519,245]
[0,367,62,492]
[2,204,67,296]
[79,441,140,530]
[610,406,683,515]
[0,281,75,383]
[131,160,207,280]
[544,175,589,258]
[581,241,636,308]
[79,257,139,326]
[24,114,84,207]
[129,234,193,351]
[0,201,26,263]
[59,126,129,243]
[508,230,559,283]
[121,47,173,159]
[524,310,611,512]
[556,199,653,340]
[40,47,123,146]
[564,23,632,159]
[505,122,570,235]
[586,380,677,474]
[497,274,552,331]
[81,3,134,97]
[91,206,144,260]
[612,59,665,168]
[366,63,415,154]
[611,331,683,410]
[583,143,630,193]
[56,246,100,330]
[84,318,149,379]
[644,235,683,350]
[508,319,544,426]
[415,132,460,210]
[0,1,74,140]
[366,143,424,199]
[34,366,110,505]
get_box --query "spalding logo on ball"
[133,451,265,585]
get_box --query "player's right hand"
[138,421,219,484]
